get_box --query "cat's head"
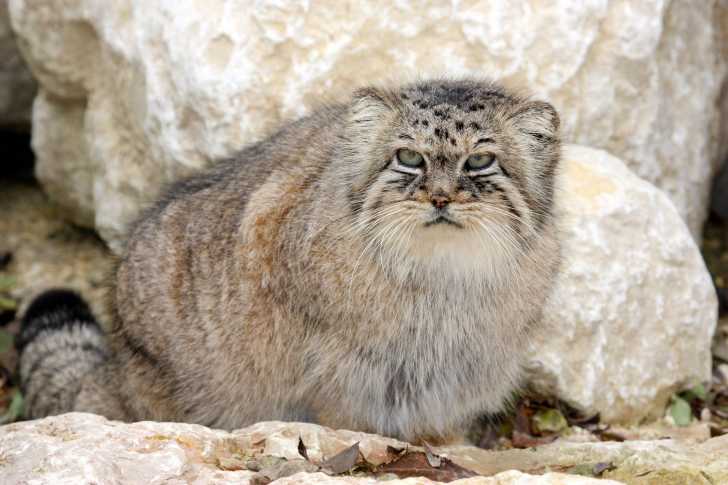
[335,79,560,278]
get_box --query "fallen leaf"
[421,441,442,468]
[567,461,615,478]
[684,384,708,401]
[385,445,406,456]
[0,389,23,425]
[670,395,693,427]
[376,451,478,482]
[532,408,568,434]
[514,402,533,434]
[383,445,407,465]
[593,462,616,476]
[297,437,308,460]
[321,442,360,474]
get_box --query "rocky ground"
[2,413,727,484]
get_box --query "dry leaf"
[321,442,360,474]
[376,451,478,482]
[297,437,309,460]
[422,441,441,468]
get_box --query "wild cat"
[16,79,561,443]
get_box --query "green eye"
[465,153,495,171]
[396,149,424,168]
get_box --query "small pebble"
[701,408,711,422]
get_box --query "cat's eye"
[464,153,495,171]
[396,149,424,168]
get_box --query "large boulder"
[0,1,34,129]
[527,145,718,423]
[2,413,727,484]
[7,0,727,250]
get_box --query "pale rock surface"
[718,0,728,168]
[527,145,718,423]
[0,1,34,128]
[4,414,728,484]
[7,0,727,248]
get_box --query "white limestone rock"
[527,145,718,424]
[0,414,622,485]
[4,413,728,484]
[7,0,727,249]
[0,1,34,128]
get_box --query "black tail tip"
[16,289,97,352]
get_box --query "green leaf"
[532,408,568,434]
[682,384,708,401]
[0,389,23,425]
[0,296,16,311]
[669,395,693,426]
[0,275,16,292]
[0,329,13,353]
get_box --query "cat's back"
[111,103,346,347]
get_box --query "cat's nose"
[431,194,450,209]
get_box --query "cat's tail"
[16,289,109,419]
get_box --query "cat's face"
[340,80,560,277]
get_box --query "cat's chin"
[394,222,517,280]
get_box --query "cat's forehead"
[400,81,512,112]
[396,82,512,147]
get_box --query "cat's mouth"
[423,212,463,228]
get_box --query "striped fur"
[17,290,109,419]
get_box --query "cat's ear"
[509,100,560,145]
[348,87,400,124]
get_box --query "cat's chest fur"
[309,269,524,439]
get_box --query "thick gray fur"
[18,79,561,443]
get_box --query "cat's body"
[18,80,561,443]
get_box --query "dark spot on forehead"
[433,109,449,119]
[431,84,476,107]
[422,120,429,127]
[469,122,480,130]
[449,137,457,146]
[455,121,464,132]
[433,127,449,140]
[405,81,514,112]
